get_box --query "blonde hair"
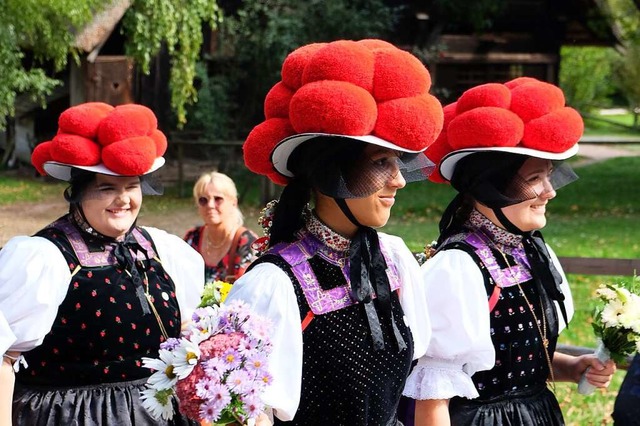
[193,171,244,226]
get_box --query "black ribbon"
[336,199,407,352]
[112,233,152,315]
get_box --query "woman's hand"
[553,352,616,387]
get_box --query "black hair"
[63,169,98,206]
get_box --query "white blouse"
[403,244,574,400]
[225,232,431,422]
[0,226,204,356]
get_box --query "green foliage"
[219,0,399,135]
[559,46,618,111]
[0,0,105,129]
[613,44,640,126]
[123,0,223,127]
[433,0,507,31]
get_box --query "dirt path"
[1,144,637,246]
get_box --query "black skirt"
[13,378,198,426]
[449,385,564,426]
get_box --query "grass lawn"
[1,154,639,424]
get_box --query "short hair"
[192,171,244,226]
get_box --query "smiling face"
[500,157,556,232]
[315,145,407,236]
[80,174,142,240]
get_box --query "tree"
[0,0,222,132]
[559,46,617,111]
[0,0,106,130]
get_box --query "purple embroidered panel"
[273,232,401,315]
[464,233,532,288]
[51,219,156,268]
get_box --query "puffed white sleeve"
[0,312,16,355]
[403,249,495,400]
[547,244,574,332]
[0,236,70,353]
[225,263,302,422]
[379,233,431,360]
[144,227,205,322]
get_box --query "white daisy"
[140,387,175,420]
[143,349,178,390]
[172,338,201,379]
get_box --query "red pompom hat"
[243,39,444,184]
[426,77,583,182]
[31,103,167,181]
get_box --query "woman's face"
[343,146,407,229]
[501,157,556,232]
[80,174,142,240]
[197,182,237,227]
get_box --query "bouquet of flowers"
[578,277,640,394]
[141,300,273,424]
[199,280,234,307]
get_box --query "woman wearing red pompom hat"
[0,103,204,425]
[225,39,444,425]
[401,78,616,425]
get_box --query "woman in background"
[184,171,257,283]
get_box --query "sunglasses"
[198,195,225,207]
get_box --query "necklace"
[204,226,235,257]
[475,229,556,387]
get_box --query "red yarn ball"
[97,105,157,146]
[521,107,583,153]
[301,40,375,93]
[372,48,431,102]
[150,129,168,156]
[455,83,511,114]
[268,170,290,186]
[243,118,294,175]
[289,81,377,136]
[425,136,454,183]
[101,136,157,175]
[510,81,565,123]
[375,94,443,151]
[31,141,53,176]
[51,134,102,166]
[58,103,113,139]
[357,39,396,50]
[281,43,326,90]
[448,107,524,150]
[264,81,294,119]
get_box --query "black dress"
[12,215,198,426]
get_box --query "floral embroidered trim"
[468,209,523,251]
[305,212,350,252]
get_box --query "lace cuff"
[403,362,479,400]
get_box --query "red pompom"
[243,118,294,175]
[456,83,511,114]
[58,103,113,139]
[51,134,102,165]
[97,105,157,146]
[281,43,326,90]
[441,102,458,131]
[375,94,443,151]
[289,81,377,136]
[521,107,583,153]
[264,81,294,119]
[448,107,524,150]
[150,129,168,156]
[301,40,375,93]
[504,76,540,89]
[101,136,157,175]
[372,48,431,102]
[31,141,53,175]
[510,81,565,123]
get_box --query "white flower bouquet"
[141,300,273,425]
[578,277,640,394]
